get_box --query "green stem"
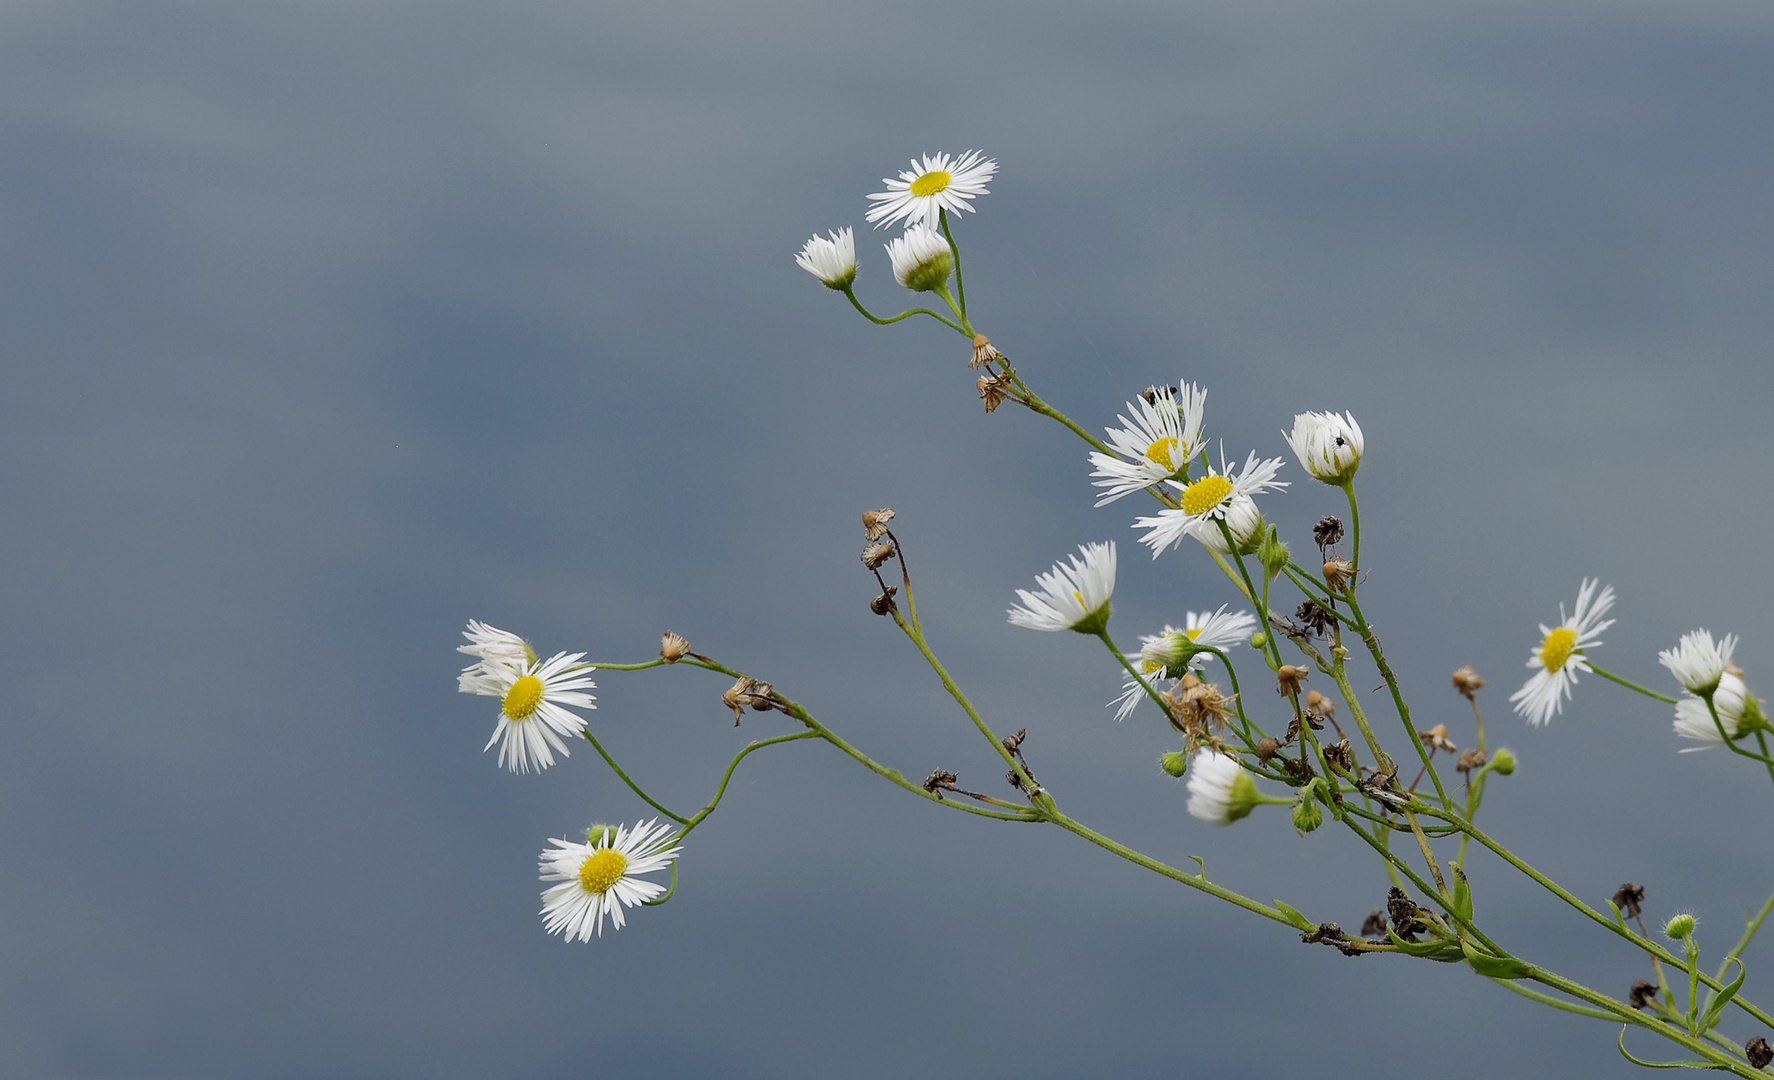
[675,731,820,840]
[1706,693,1774,772]
[1588,664,1680,705]
[1098,630,1176,722]
[1341,480,1360,572]
[1343,595,1451,811]
[841,284,969,335]
[581,728,688,824]
[892,612,1039,793]
[1325,660,1390,773]
[1492,978,1622,1021]
[939,208,966,318]
[1717,886,1774,984]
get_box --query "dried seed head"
[1006,768,1026,791]
[1323,739,1354,772]
[862,508,896,541]
[721,677,775,725]
[1313,515,1345,549]
[659,631,690,663]
[1255,737,1282,763]
[1452,665,1486,699]
[1276,664,1308,696]
[1295,599,1336,637]
[1167,675,1234,732]
[1747,1036,1772,1069]
[1002,728,1027,753]
[1612,884,1646,921]
[1361,911,1388,938]
[977,373,1010,413]
[1306,689,1336,716]
[870,585,898,616]
[1629,981,1659,1010]
[1418,724,1457,754]
[969,333,1005,369]
[1322,559,1355,593]
[1455,748,1487,775]
[923,769,958,795]
[861,541,896,570]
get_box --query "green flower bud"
[1488,747,1516,775]
[1249,631,1268,650]
[1292,794,1324,833]
[1160,751,1189,778]
[1663,913,1696,940]
[585,824,619,846]
[1257,526,1290,578]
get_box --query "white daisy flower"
[539,819,682,941]
[1133,449,1287,559]
[457,620,535,693]
[1185,752,1260,825]
[1088,383,1208,506]
[1110,607,1258,721]
[466,651,598,773]
[1283,411,1364,485]
[885,224,953,293]
[865,150,997,231]
[795,227,857,290]
[1508,578,1616,726]
[1658,629,1738,695]
[1673,671,1765,750]
[1007,541,1117,634]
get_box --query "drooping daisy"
[794,227,857,290]
[467,651,598,773]
[539,819,682,941]
[885,224,954,293]
[1110,607,1258,721]
[1508,578,1616,726]
[1673,671,1766,750]
[1185,751,1260,825]
[865,151,997,231]
[457,620,534,693]
[1007,541,1116,634]
[1088,383,1208,506]
[1283,411,1364,485]
[1658,629,1738,695]
[1133,449,1287,558]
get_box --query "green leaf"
[1449,862,1473,922]
[1386,928,1464,961]
[1615,1028,1718,1070]
[1272,900,1315,932]
[1699,957,1746,1033]
[1461,937,1532,980]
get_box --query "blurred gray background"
[2,1,1771,1077]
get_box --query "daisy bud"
[1306,689,1335,716]
[794,227,857,290]
[1451,665,1485,699]
[861,541,896,570]
[1159,751,1189,778]
[1488,747,1516,775]
[1658,629,1738,695]
[1258,526,1290,579]
[1276,664,1308,696]
[659,631,690,664]
[862,507,896,541]
[1006,542,1117,635]
[970,333,1005,369]
[1249,631,1268,650]
[1283,411,1364,485]
[1292,786,1324,833]
[885,225,953,293]
[1185,752,1260,825]
[1322,559,1355,593]
[1663,913,1696,940]
[585,824,619,846]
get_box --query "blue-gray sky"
[2,2,1772,1077]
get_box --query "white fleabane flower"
[457,620,534,693]
[1109,607,1258,721]
[1508,578,1616,726]
[1284,411,1364,484]
[795,227,857,290]
[1658,629,1738,695]
[1089,383,1208,506]
[1185,752,1260,825]
[1672,671,1765,750]
[1007,542,1117,634]
[466,651,597,773]
[885,225,953,293]
[1133,449,1287,559]
[865,150,997,231]
[539,819,682,941]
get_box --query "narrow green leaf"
[1449,862,1474,922]
[1461,937,1532,980]
[1272,900,1315,932]
[1615,1028,1716,1070]
[1699,957,1746,1033]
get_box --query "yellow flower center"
[502,675,544,720]
[1539,627,1578,673]
[1144,437,1180,472]
[578,848,628,894]
[1141,660,1161,675]
[909,170,952,197]
[1180,474,1234,516]
[1185,628,1203,641]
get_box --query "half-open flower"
[1673,671,1766,750]
[1185,752,1260,825]
[1283,411,1364,484]
[1659,629,1738,696]
[1008,542,1117,635]
[885,224,953,293]
[795,227,857,290]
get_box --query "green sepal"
[1449,862,1473,923]
[1698,956,1746,1033]
[1272,900,1316,932]
[1461,937,1532,979]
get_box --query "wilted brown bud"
[1006,768,1026,791]
[1306,689,1335,716]
[1387,886,1427,940]
[1255,737,1282,763]
[1747,1036,1772,1069]
[1361,911,1388,938]
[1003,728,1027,753]
[1452,665,1485,699]
[1313,515,1344,549]
[659,631,690,663]
[1612,883,1646,921]
[977,372,1010,413]
[1455,748,1487,775]
[1276,665,1308,696]
[721,677,775,725]
[1629,981,1658,1010]
[970,333,1006,369]
[870,585,898,616]
[861,541,896,570]
[923,769,958,797]
[1323,739,1354,773]
[1295,600,1336,637]
[1322,559,1355,592]
[862,507,896,541]
[1419,724,1457,754]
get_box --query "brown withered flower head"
[1455,748,1487,776]
[1361,911,1388,938]
[659,631,690,664]
[861,541,896,570]
[1276,664,1309,696]
[870,585,898,616]
[1628,981,1658,1010]
[1255,737,1282,763]
[1388,887,1427,940]
[1747,1036,1772,1069]
[721,677,776,725]
[1167,673,1234,733]
[923,769,959,797]
[1323,739,1355,773]
[1295,599,1336,637]
[1612,883,1646,921]
[1313,515,1345,550]
[1418,724,1457,754]
[1322,559,1356,593]
[1452,665,1485,699]
[977,373,1010,413]
[1306,689,1336,717]
[862,508,896,541]
[970,333,1005,369]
